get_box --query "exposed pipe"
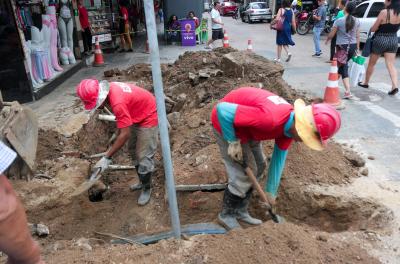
[98,114,116,122]
[143,0,181,239]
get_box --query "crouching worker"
[211,87,341,230]
[76,80,158,205]
[0,141,45,264]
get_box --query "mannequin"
[58,0,75,64]
[23,41,41,89]
[42,14,56,77]
[30,12,55,82]
[45,5,63,71]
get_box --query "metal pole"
[143,0,181,239]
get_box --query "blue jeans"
[313,26,323,54]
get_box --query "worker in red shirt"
[0,141,45,264]
[78,0,92,54]
[211,87,341,230]
[76,79,158,205]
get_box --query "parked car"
[353,0,400,47]
[219,1,238,16]
[241,2,272,23]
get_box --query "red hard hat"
[76,79,99,110]
[312,103,341,145]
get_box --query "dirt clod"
[344,152,366,167]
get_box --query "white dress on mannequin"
[46,5,63,71]
[58,0,76,64]
[42,14,56,77]
[24,41,40,88]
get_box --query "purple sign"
[180,19,196,46]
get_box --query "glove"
[227,141,243,163]
[94,156,112,173]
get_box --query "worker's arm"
[265,143,289,199]
[105,127,130,158]
[0,175,44,264]
[216,102,238,142]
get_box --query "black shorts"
[372,33,398,54]
[212,28,224,40]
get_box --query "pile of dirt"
[44,222,379,264]
[10,48,393,263]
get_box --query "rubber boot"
[137,172,152,206]
[237,189,262,225]
[218,189,242,230]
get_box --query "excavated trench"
[19,49,393,248]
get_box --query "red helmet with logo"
[312,103,341,145]
[294,99,341,151]
[76,79,110,111]
[76,79,100,110]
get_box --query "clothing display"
[58,0,75,64]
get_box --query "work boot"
[237,189,262,225]
[137,172,152,206]
[218,189,241,230]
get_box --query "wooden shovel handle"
[244,167,271,207]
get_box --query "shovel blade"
[71,168,102,197]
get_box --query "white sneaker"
[286,53,292,62]
[273,58,281,63]
[205,44,214,50]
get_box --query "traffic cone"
[323,59,343,108]
[93,37,105,67]
[223,30,230,48]
[247,39,253,52]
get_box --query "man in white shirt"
[206,2,224,49]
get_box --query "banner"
[180,19,196,46]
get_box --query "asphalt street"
[221,16,400,183]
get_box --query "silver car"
[241,2,272,23]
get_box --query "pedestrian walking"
[206,2,224,49]
[118,0,133,52]
[328,0,346,62]
[325,1,360,99]
[212,87,341,230]
[0,141,45,264]
[78,0,92,55]
[358,0,400,96]
[274,0,296,63]
[76,80,159,205]
[312,0,327,57]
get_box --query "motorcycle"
[296,9,334,35]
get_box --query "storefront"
[0,0,89,102]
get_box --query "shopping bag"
[271,9,284,31]
[362,32,373,57]
[349,56,366,88]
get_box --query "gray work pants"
[214,129,266,198]
[129,125,159,174]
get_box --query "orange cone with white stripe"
[323,59,342,108]
[223,30,230,48]
[93,37,105,67]
[247,39,253,52]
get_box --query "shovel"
[71,167,102,197]
[243,166,285,224]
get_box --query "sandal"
[358,82,369,88]
[388,88,399,96]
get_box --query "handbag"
[362,31,374,57]
[335,45,349,66]
[271,9,284,31]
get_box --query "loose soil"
[7,48,393,263]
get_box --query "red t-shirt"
[120,6,129,25]
[108,82,158,128]
[211,87,294,150]
[78,5,90,29]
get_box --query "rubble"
[6,48,393,263]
